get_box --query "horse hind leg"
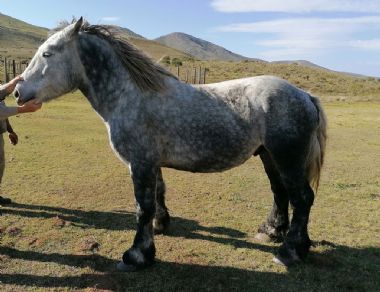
[270,154,314,266]
[256,149,289,242]
[153,169,170,234]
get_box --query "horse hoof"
[254,232,272,243]
[116,261,138,272]
[273,250,300,266]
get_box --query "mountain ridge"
[155,32,262,62]
[0,13,375,79]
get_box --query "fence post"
[4,57,8,82]
[198,66,202,84]
[12,60,16,78]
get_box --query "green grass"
[0,93,379,291]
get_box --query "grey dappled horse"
[14,18,327,271]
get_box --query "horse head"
[14,18,84,105]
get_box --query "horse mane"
[52,20,176,92]
[82,24,177,92]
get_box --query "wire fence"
[168,65,208,84]
[0,57,29,83]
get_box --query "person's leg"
[0,134,11,205]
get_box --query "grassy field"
[0,93,379,291]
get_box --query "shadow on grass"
[0,244,379,291]
[1,202,136,231]
[2,202,275,253]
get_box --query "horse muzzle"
[14,84,35,105]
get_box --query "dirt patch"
[51,215,72,228]
[6,226,22,236]
[78,237,100,253]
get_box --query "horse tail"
[306,95,327,192]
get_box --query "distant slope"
[183,60,380,101]
[106,25,145,39]
[128,37,193,61]
[0,13,190,62]
[155,32,259,61]
[105,27,192,60]
[271,60,327,70]
[1,12,377,99]
[271,59,368,78]
[0,12,48,59]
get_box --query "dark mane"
[53,21,176,92]
[81,24,177,92]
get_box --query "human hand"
[8,132,18,145]
[18,99,42,113]
[6,75,24,94]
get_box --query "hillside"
[155,32,258,61]
[0,13,191,64]
[111,28,192,61]
[106,25,145,39]
[0,13,378,101]
[0,12,48,59]
[271,60,327,70]
[169,60,380,101]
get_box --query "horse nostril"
[14,90,20,98]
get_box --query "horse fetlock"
[274,238,311,266]
[120,244,156,271]
[153,210,170,235]
[257,222,287,242]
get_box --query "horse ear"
[70,17,83,37]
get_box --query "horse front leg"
[117,162,158,271]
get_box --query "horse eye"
[42,52,52,58]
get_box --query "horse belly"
[162,130,258,173]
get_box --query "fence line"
[169,66,208,84]
[1,58,209,85]
[0,57,29,83]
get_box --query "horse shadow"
[1,203,379,290]
[0,244,378,290]
[1,202,274,253]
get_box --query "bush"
[171,58,183,67]
[160,55,171,65]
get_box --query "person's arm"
[5,118,13,133]
[0,76,23,99]
[0,99,42,120]
[0,84,9,100]
[17,100,42,113]
[0,102,18,119]
[6,119,18,146]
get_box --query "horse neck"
[77,35,139,119]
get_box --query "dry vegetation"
[170,60,380,102]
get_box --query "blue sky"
[1,0,380,76]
